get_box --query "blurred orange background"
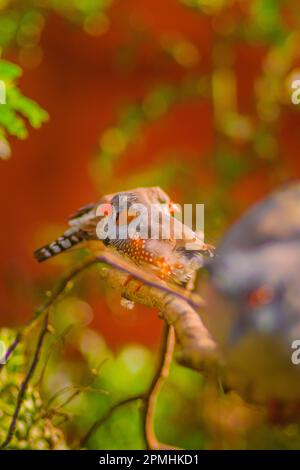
[1,0,300,350]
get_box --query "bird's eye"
[248,284,274,308]
[168,201,178,215]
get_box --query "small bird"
[34,187,177,262]
[204,183,300,416]
[34,186,214,288]
[101,191,214,286]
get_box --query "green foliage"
[93,77,209,192]
[0,0,116,159]
[24,296,208,450]
[0,59,49,159]
[248,0,286,43]
[0,0,115,51]
[0,328,67,449]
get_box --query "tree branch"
[0,254,203,371]
[1,254,220,374]
[96,256,222,373]
[0,258,99,371]
[143,323,177,450]
[79,323,178,450]
[0,314,49,449]
[0,253,222,448]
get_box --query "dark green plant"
[0,328,67,449]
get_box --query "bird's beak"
[169,201,180,215]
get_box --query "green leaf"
[0,60,22,81]
[0,59,48,158]
[7,88,49,128]
[0,107,28,139]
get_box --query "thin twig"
[46,384,107,410]
[0,314,49,449]
[36,325,74,391]
[79,395,143,448]
[0,333,22,371]
[0,258,97,371]
[79,323,178,450]
[143,323,177,450]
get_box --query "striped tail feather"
[34,230,84,262]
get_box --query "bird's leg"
[133,282,144,293]
[123,274,133,288]
[123,273,144,293]
[121,276,137,309]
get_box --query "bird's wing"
[68,202,97,226]
[67,187,173,238]
[157,213,215,253]
[69,187,171,225]
[68,193,117,228]
[120,186,172,207]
